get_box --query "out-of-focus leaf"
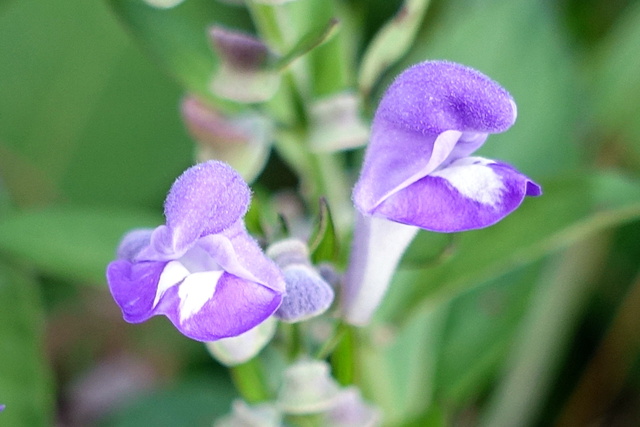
[108,0,253,107]
[305,0,352,96]
[0,262,54,427]
[480,236,609,427]
[360,306,446,426]
[380,171,640,324]
[358,0,431,97]
[398,0,582,178]
[99,376,237,427]
[0,0,193,209]
[271,18,340,71]
[0,206,161,284]
[434,263,542,405]
[308,197,339,264]
[590,1,640,165]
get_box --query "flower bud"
[209,26,280,103]
[181,96,271,182]
[324,387,382,427]
[309,92,369,152]
[267,239,334,322]
[276,359,341,414]
[214,400,282,427]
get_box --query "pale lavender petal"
[116,228,154,261]
[106,260,168,323]
[215,221,286,293]
[355,60,517,214]
[156,273,282,341]
[341,215,418,326]
[275,265,335,322]
[162,161,251,254]
[373,157,541,232]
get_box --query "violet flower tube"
[107,161,285,341]
[342,61,541,325]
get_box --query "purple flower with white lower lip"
[342,61,541,325]
[353,60,541,231]
[106,161,285,342]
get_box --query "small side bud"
[214,400,282,427]
[309,92,369,152]
[324,387,382,427]
[206,317,277,366]
[209,26,280,103]
[276,359,342,414]
[267,239,335,322]
[181,96,271,182]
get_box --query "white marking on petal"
[178,270,224,322]
[155,261,190,308]
[431,157,504,206]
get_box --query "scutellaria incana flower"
[342,61,541,326]
[353,60,541,232]
[106,161,285,342]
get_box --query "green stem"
[229,358,271,403]
[330,323,357,386]
[315,321,348,360]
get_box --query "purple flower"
[106,161,285,342]
[353,60,541,232]
[342,61,541,325]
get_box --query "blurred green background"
[1,0,640,426]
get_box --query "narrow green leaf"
[0,262,54,427]
[358,0,431,97]
[480,236,609,427]
[271,18,340,71]
[308,197,339,264]
[360,306,446,426]
[590,1,640,164]
[434,263,543,405]
[0,205,161,284]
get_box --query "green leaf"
[380,171,640,325]
[0,0,193,209]
[434,263,543,405]
[589,1,640,166]
[100,376,237,427]
[0,262,54,427]
[107,0,253,108]
[308,197,339,264]
[358,0,431,97]
[360,306,446,426]
[0,205,161,284]
[271,18,340,71]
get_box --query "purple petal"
[157,273,282,341]
[355,60,517,214]
[116,228,154,261]
[372,157,541,232]
[376,61,516,136]
[161,161,251,255]
[107,260,168,323]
